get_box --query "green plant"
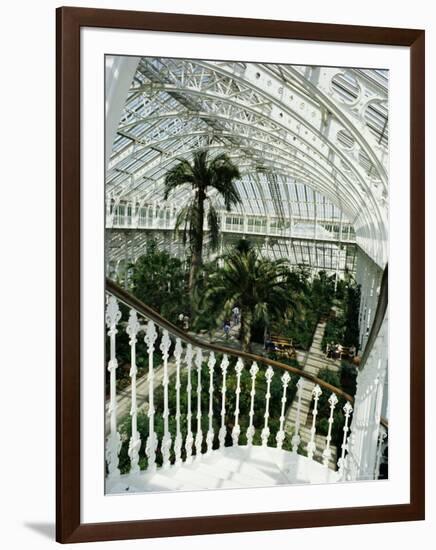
[202,246,296,352]
[129,240,189,323]
[163,150,241,306]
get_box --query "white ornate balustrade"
[106,203,356,244]
[105,280,387,494]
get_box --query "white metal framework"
[106,57,388,270]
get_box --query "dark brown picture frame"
[56,6,425,544]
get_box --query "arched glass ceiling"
[106,57,388,267]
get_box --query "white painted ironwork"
[307,384,322,460]
[292,377,304,453]
[246,362,259,446]
[185,344,194,463]
[104,277,387,485]
[276,371,291,450]
[261,367,274,447]
[232,358,244,446]
[144,320,158,472]
[160,329,172,469]
[126,309,141,474]
[195,347,203,459]
[173,338,183,464]
[218,354,229,449]
[338,401,353,477]
[105,296,122,479]
[206,352,216,455]
[322,393,339,467]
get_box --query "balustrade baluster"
[218,355,229,449]
[206,352,216,455]
[307,384,322,460]
[126,309,141,474]
[338,401,353,478]
[276,372,291,450]
[246,362,259,446]
[173,338,183,465]
[185,344,194,463]
[160,329,172,469]
[195,348,203,459]
[144,320,158,472]
[232,359,244,446]
[292,377,305,453]
[105,296,122,479]
[322,393,338,467]
[261,367,274,447]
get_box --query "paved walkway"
[285,320,341,469]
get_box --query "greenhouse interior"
[104,56,389,494]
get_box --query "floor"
[106,445,340,495]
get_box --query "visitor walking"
[232,305,240,326]
[223,319,231,339]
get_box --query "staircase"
[285,321,340,469]
[104,280,369,495]
[107,445,340,494]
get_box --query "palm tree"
[203,245,295,352]
[163,150,241,306]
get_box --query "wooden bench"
[268,335,297,359]
[327,344,357,360]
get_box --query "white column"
[105,56,140,169]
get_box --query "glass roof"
[106,57,389,267]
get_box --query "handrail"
[107,278,354,404]
[106,277,389,430]
[360,264,388,368]
[358,263,389,430]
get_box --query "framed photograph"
[56,7,425,543]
